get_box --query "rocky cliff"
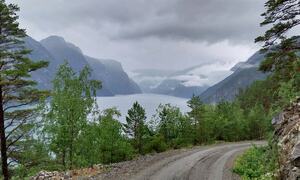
[273,98,300,179]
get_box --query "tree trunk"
[0,86,9,180]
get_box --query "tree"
[255,0,300,74]
[124,101,147,154]
[0,1,49,179]
[155,104,183,146]
[9,137,56,179]
[237,79,277,112]
[256,0,300,92]
[245,104,270,139]
[175,114,194,147]
[42,63,100,169]
[255,0,300,110]
[97,108,134,164]
[213,101,246,141]
[256,0,300,49]
[187,95,206,144]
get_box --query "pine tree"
[255,0,300,105]
[187,95,206,144]
[255,0,300,78]
[124,101,147,154]
[255,0,300,49]
[0,1,49,179]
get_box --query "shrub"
[233,143,278,180]
[144,135,168,153]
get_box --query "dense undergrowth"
[233,138,279,180]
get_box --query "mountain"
[150,79,209,99]
[200,51,268,103]
[130,69,175,93]
[40,36,89,73]
[85,56,141,95]
[131,64,230,98]
[25,36,141,96]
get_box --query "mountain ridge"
[26,36,141,96]
[199,50,268,103]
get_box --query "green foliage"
[255,0,300,110]
[187,95,206,144]
[76,108,134,166]
[213,101,246,141]
[155,104,192,148]
[143,93,273,153]
[95,108,134,164]
[10,139,61,179]
[237,79,277,113]
[124,101,147,154]
[233,142,279,180]
[42,63,100,169]
[1,0,293,178]
[256,0,300,49]
[0,0,49,178]
[143,134,168,153]
[234,1,300,177]
[277,59,300,106]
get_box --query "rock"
[272,112,285,126]
[292,143,300,167]
[275,98,300,179]
[63,174,70,179]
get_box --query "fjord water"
[97,93,190,122]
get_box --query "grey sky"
[8,0,266,71]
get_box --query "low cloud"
[8,0,264,77]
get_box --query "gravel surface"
[33,141,265,179]
[93,141,265,180]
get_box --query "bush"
[144,135,168,153]
[233,143,278,180]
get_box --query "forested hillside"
[200,51,268,103]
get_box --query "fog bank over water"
[97,94,190,122]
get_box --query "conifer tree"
[256,0,300,76]
[0,1,49,179]
[124,101,147,154]
[256,0,300,48]
[187,95,206,144]
[256,0,300,104]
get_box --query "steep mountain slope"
[25,36,141,96]
[200,51,268,103]
[24,36,56,90]
[40,36,89,73]
[85,56,141,95]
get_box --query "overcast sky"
[8,0,266,71]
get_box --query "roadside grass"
[233,143,278,180]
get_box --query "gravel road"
[130,142,265,180]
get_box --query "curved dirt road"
[131,142,264,180]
